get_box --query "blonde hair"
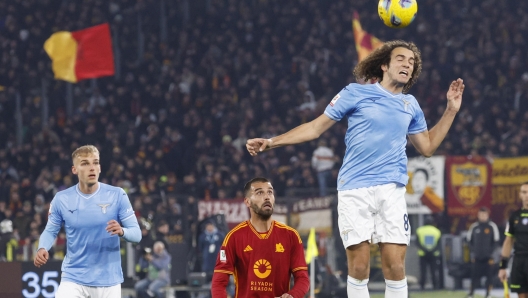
[71,145,100,163]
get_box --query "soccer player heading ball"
[246,40,465,298]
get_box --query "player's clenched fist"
[106,220,124,236]
[246,138,272,156]
[34,248,49,268]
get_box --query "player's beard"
[250,201,273,220]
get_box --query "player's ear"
[243,197,251,207]
[71,165,77,175]
[381,63,388,72]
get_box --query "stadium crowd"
[0,0,527,262]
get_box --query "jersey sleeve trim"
[323,111,339,121]
[214,269,233,275]
[407,128,428,135]
[292,266,308,272]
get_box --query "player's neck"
[78,181,99,194]
[249,217,272,233]
[379,79,404,94]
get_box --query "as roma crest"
[450,162,488,207]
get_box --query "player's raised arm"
[408,78,464,157]
[246,114,336,156]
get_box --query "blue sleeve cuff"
[121,217,142,243]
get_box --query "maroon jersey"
[213,220,308,297]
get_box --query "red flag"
[352,11,384,62]
[44,23,114,83]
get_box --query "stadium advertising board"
[0,261,61,298]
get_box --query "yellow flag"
[305,228,319,264]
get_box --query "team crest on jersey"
[97,204,110,214]
[401,98,410,112]
[329,94,340,107]
[275,243,284,253]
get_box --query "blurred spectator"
[466,207,500,298]
[416,217,442,290]
[154,220,169,249]
[197,221,225,280]
[134,241,172,298]
[0,219,18,261]
[311,139,336,197]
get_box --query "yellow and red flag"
[44,23,114,83]
[352,11,384,62]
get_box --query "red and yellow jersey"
[213,220,307,297]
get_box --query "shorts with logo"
[338,183,410,248]
[511,255,528,293]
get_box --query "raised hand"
[446,78,465,113]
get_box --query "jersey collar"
[375,82,403,97]
[75,182,101,199]
[247,220,274,239]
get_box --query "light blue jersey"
[324,82,427,190]
[38,183,141,287]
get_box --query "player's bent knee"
[382,263,405,279]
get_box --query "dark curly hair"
[353,40,422,93]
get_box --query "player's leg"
[55,281,88,298]
[345,242,371,298]
[135,278,151,297]
[337,188,376,298]
[511,256,528,298]
[484,259,494,297]
[148,279,169,297]
[376,183,409,298]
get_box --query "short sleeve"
[48,197,63,226]
[324,84,357,122]
[408,97,427,135]
[118,189,135,222]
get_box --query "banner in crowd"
[491,157,528,225]
[197,197,333,234]
[405,156,446,214]
[446,156,492,232]
[289,197,333,235]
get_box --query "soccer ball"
[378,0,417,28]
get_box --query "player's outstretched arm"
[409,78,464,157]
[246,114,336,156]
